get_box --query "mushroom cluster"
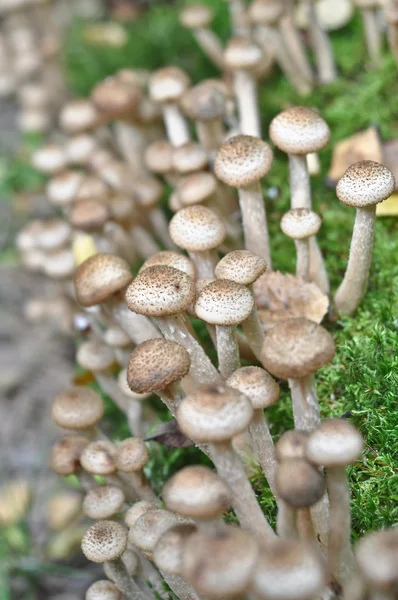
[14,1,398,599]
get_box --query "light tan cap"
[281,208,322,239]
[124,501,157,528]
[224,37,263,71]
[306,418,364,467]
[215,250,267,285]
[83,485,125,520]
[32,144,66,174]
[261,318,335,379]
[103,326,130,348]
[336,160,395,208]
[169,205,226,251]
[59,99,99,134]
[227,366,280,410]
[52,387,104,430]
[76,340,115,372]
[275,430,309,461]
[91,76,141,118]
[172,142,208,173]
[153,523,197,574]
[116,437,149,472]
[128,509,180,559]
[179,4,213,29]
[355,528,398,590]
[80,441,118,475]
[43,248,75,280]
[144,140,174,174]
[69,199,109,232]
[74,174,109,203]
[215,135,273,187]
[177,171,217,206]
[65,134,98,166]
[133,178,163,208]
[139,251,195,279]
[180,82,226,122]
[81,520,127,563]
[86,579,121,600]
[149,67,191,103]
[195,279,254,325]
[36,219,71,251]
[101,160,131,191]
[269,107,330,155]
[46,170,84,207]
[249,0,285,25]
[275,458,325,508]
[74,253,133,307]
[49,435,89,475]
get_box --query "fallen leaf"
[382,139,398,191]
[327,126,383,185]
[376,192,398,217]
[145,419,193,448]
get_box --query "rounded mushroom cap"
[59,99,99,134]
[118,368,150,400]
[172,142,208,173]
[74,253,133,307]
[101,160,130,191]
[80,441,118,475]
[77,340,115,373]
[36,219,71,251]
[214,135,273,188]
[125,265,195,317]
[46,170,84,207]
[281,209,322,239]
[227,366,280,410]
[139,251,195,279]
[261,318,335,379]
[275,458,325,508]
[91,76,141,119]
[195,279,254,326]
[86,580,121,600]
[355,529,398,590]
[144,140,174,174]
[103,326,130,348]
[177,384,254,442]
[275,430,309,461]
[336,160,395,208]
[179,4,213,29]
[128,509,180,559]
[224,37,263,71]
[50,435,89,475]
[65,134,98,165]
[169,205,226,252]
[52,387,104,430]
[163,465,232,519]
[249,0,285,25]
[133,178,163,209]
[183,525,258,598]
[116,437,149,472]
[269,107,330,155]
[215,250,267,285]
[127,339,190,394]
[81,520,127,563]
[180,82,226,122]
[306,419,364,467]
[32,144,66,174]
[251,539,326,600]
[177,171,217,206]
[149,67,191,103]
[83,485,125,520]
[153,523,197,574]
[75,174,109,203]
[43,248,75,280]
[124,501,157,528]
[69,199,110,232]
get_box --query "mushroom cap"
[124,501,157,528]
[128,509,180,559]
[32,144,66,174]
[177,172,217,206]
[81,520,127,563]
[139,251,195,279]
[275,430,309,461]
[177,384,254,442]
[127,339,190,394]
[49,435,89,475]
[227,366,280,410]
[149,67,190,103]
[91,76,141,118]
[103,326,131,348]
[65,134,98,165]
[306,419,364,467]
[86,580,121,600]
[46,170,84,207]
[42,248,75,281]
[69,200,110,232]
[214,135,273,188]
[89,148,115,172]
[355,529,398,590]
[275,458,325,508]
[144,140,174,174]
[183,525,258,598]
[195,279,254,326]
[215,250,267,285]
[118,368,151,400]
[74,253,133,307]
[172,142,208,173]
[101,160,130,191]
[249,0,285,25]
[133,177,163,208]
[163,465,232,519]
[269,107,330,155]
[251,539,326,600]
[125,265,195,317]
[179,4,213,29]
[59,99,99,134]
[224,37,263,71]
[169,205,226,252]
[74,174,109,203]
[261,318,335,379]
[336,160,395,208]
[80,441,118,475]
[116,437,149,472]
[76,340,115,372]
[280,209,322,239]
[52,387,104,430]
[36,219,71,251]
[153,523,197,574]
[83,485,125,520]
[180,82,226,122]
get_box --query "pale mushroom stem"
[106,558,150,600]
[110,302,162,345]
[306,3,337,83]
[215,325,240,378]
[113,121,148,175]
[387,22,398,64]
[131,226,161,259]
[296,507,316,540]
[196,120,225,154]
[228,0,251,35]
[249,409,277,495]
[94,373,143,437]
[234,70,261,138]
[104,223,137,264]
[128,471,160,505]
[295,239,310,280]
[334,206,376,315]
[148,208,177,251]
[193,29,225,70]
[159,381,186,416]
[162,104,191,147]
[239,182,272,267]
[276,501,298,539]
[288,375,320,431]
[209,441,276,542]
[161,572,202,600]
[279,5,314,84]
[189,250,218,279]
[361,8,382,67]
[242,305,265,361]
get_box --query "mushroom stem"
[159,382,186,416]
[128,470,160,505]
[234,70,261,138]
[161,572,202,600]
[105,558,150,600]
[306,3,337,83]
[193,29,225,69]
[215,325,240,378]
[209,441,276,542]
[189,249,218,278]
[249,409,277,495]
[238,182,272,267]
[228,0,251,35]
[296,507,316,541]
[288,375,320,431]
[94,373,142,437]
[295,239,310,280]
[276,501,297,539]
[162,103,191,147]
[387,22,398,64]
[279,5,314,83]
[361,8,382,67]
[196,120,225,154]
[148,207,177,251]
[131,225,161,259]
[334,206,376,315]
[113,121,147,175]
[242,305,265,361]
[310,492,330,552]
[110,302,162,345]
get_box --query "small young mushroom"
[65,133,98,166]
[52,387,104,433]
[139,251,195,279]
[306,419,364,581]
[280,208,322,281]
[334,160,395,315]
[46,169,84,209]
[85,579,121,600]
[80,441,118,477]
[50,435,90,479]
[144,139,176,185]
[179,4,224,69]
[172,142,208,174]
[355,528,398,599]
[116,437,160,504]
[124,501,157,529]
[32,143,67,175]
[275,430,309,461]
[83,485,126,520]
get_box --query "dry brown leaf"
[145,418,193,448]
[382,140,398,191]
[328,126,383,184]
[254,271,329,330]
[376,192,398,217]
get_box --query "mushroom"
[280,208,322,281]
[83,485,126,520]
[80,441,118,477]
[177,384,275,542]
[144,139,176,186]
[269,107,330,292]
[179,4,224,70]
[139,251,195,279]
[52,387,104,434]
[214,135,273,266]
[355,0,382,67]
[46,169,84,210]
[116,437,160,504]
[132,177,176,251]
[153,523,197,578]
[306,419,364,581]
[31,143,67,175]
[124,501,157,529]
[355,528,398,600]
[172,142,208,175]
[303,0,337,83]
[49,435,91,486]
[86,580,121,600]
[334,160,395,315]
[65,133,98,167]
[59,99,100,135]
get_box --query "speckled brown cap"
[275,458,325,508]
[81,520,127,563]
[336,160,395,208]
[59,99,99,134]
[275,430,309,461]
[177,171,217,206]
[127,339,190,394]
[149,67,191,104]
[69,200,109,232]
[214,135,273,188]
[195,279,254,326]
[86,579,121,600]
[128,509,180,560]
[144,140,174,174]
[83,485,125,520]
[177,384,253,442]
[133,178,163,208]
[125,265,195,317]
[172,142,208,173]
[52,387,104,430]
[224,37,263,71]
[227,366,280,410]
[169,205,226,251]
[306,419,364,467]
[153,524,197,575]
[139,251,195,279]
[181,82,226,122]
[91,76,141,119]
[76,340,115,373]
[74,253,133,307]
[116,437,149,472]
[50,435,89,475]
[179,4,214,29]
[80,441,118,475]
[269,107,330,155]
[281,209,322,240]
[261,318,335,379]
[215,250,267,285]
[249,0,285,25]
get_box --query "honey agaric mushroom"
[86,580,121,600]
[116,437,159,504]
[179,4,224,70]
[59,99,100,135]
[334,160,395,315]
[153,523,197,576]
[65,133,98,166]
[355,528,398,599]
[52,387,104,432]
[80,441,118,477]
[83,485,126,520]
[215,135,273,266]
[139,251,195,279]
[46,169,84,208]
[124,501,157,529]
[280,208,322,281]
[32,143,66,175]
[50,435,89,478]
[172,142,208,174]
